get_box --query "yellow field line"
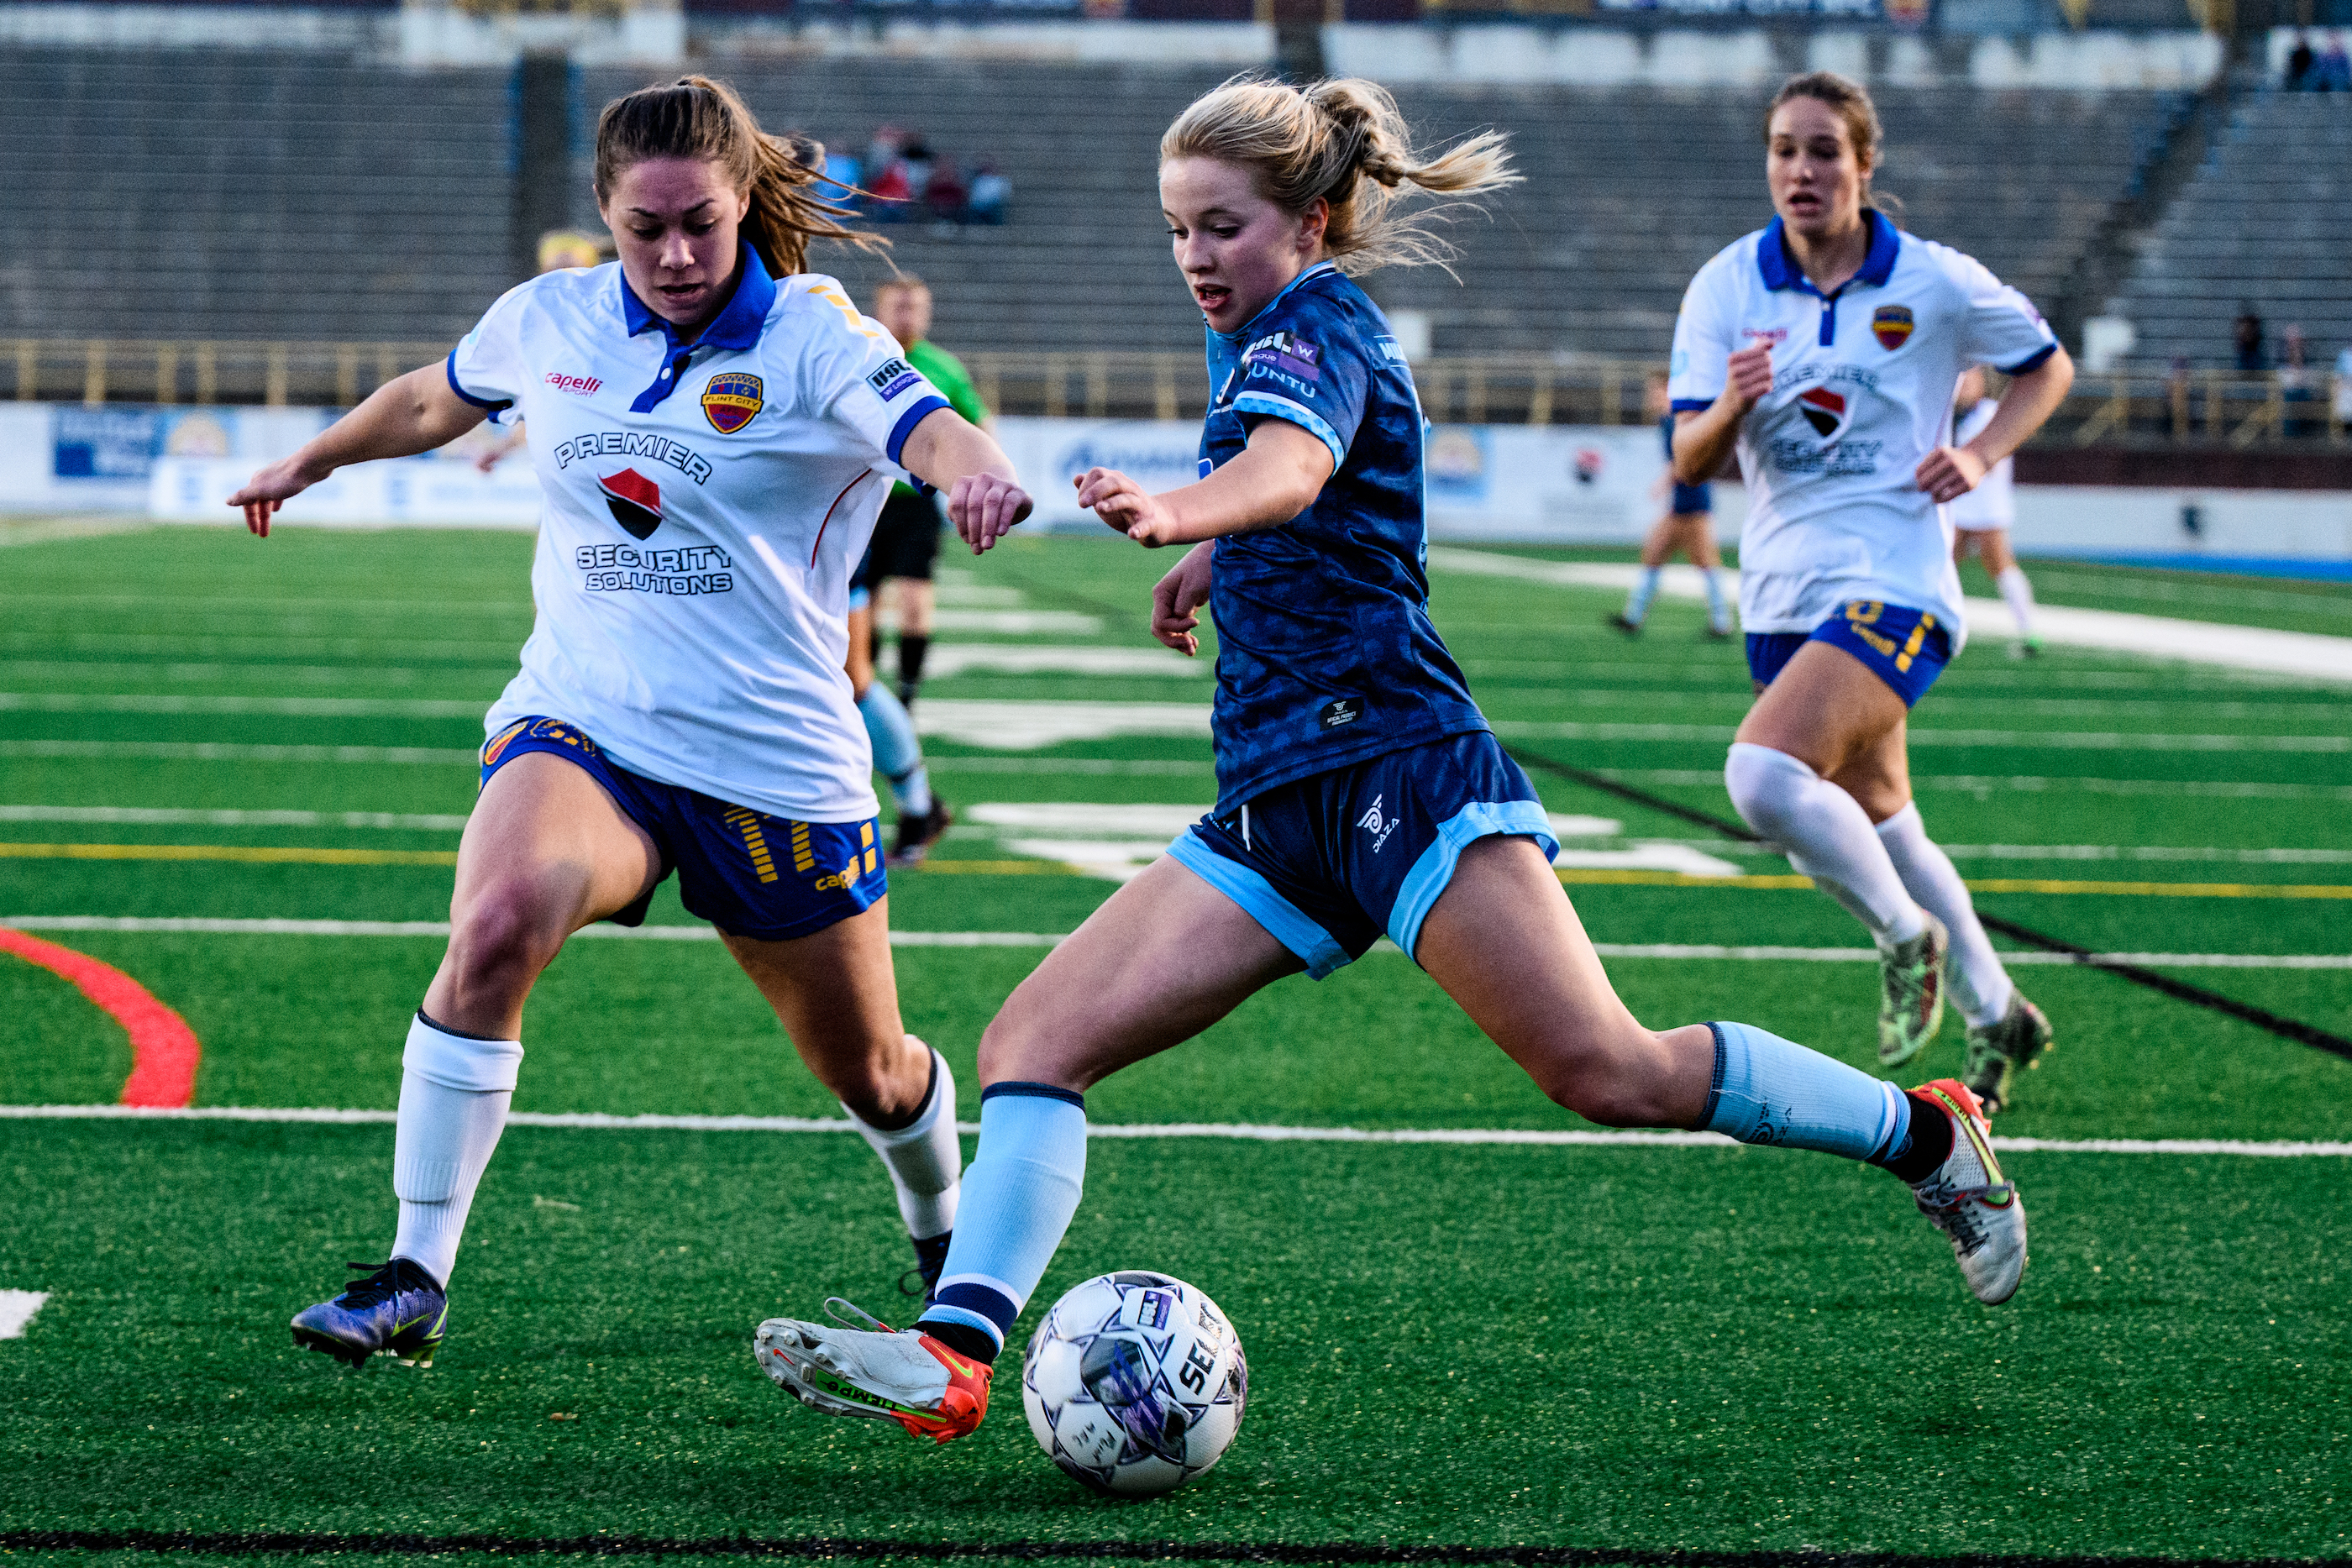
[1550,868,2352,899]
[4,843,2346,898]
[0,842,458,867]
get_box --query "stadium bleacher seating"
[0,44,2180,367]
[0,47,512,344]
[2106,90,2352,371]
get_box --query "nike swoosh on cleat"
[930,1350,981,1380]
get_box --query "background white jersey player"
[1669,71,2071,1114]
[228,76,1033,1371]
[1950,365,2042,656]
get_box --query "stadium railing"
[8,340,2344,448]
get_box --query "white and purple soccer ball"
[1020,1270,1247,1497]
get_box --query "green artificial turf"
[3,525,2349,1558]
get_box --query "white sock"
[1700,566,1731,631]
[1621,567,1661,624]
[1725,742,1927,945]
[1876,802,2014,1027]
[390,1013,522,1287]
[1996,565,2037,639]
[843,1043,963,1240]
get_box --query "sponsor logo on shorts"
[701,370,764,434]
[1872,305,1914,351]
[1356,794,1399,855]
[867,357,923,401]
[481,718,531,768]
[1320,697,1362,730]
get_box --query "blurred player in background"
[849,552,955,868]
[868,275,994,708]
[1612,369,1734,640]
[1671,71,2063,1112]
[753,74,2034,1449]
[1949,365,2041,657]
[228,76,1031,1370]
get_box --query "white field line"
[915,700,1212,750]
[0,693,484,718]
[1426,546,2352,684]
[922,645,1209,679]
[924,610,1102,636]
[1651,837,2352,867]
[0,1289,48,1339]
[0,741,479,765]
[1491,719,2349,753]
[4,1103,2348,1156]
[0,805,471,831]
[4,915,2344,969]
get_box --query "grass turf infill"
[1,1536,2343,1568]
[1500,743,2352,1064]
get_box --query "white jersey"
[1945,398,2016,532]
[448,250,951,821]
[1668,212,2056,650]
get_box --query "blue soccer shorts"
[480,716,885,941]
[1746,600,1954,709]
[1167,730,1560,978]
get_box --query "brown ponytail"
[1162,74,1517,276]
[593,75,885,279]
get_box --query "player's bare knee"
[446,878,569,990]
[1539,1030,1681,1128]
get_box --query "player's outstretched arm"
[227,364,488,538]
[1670,342,1773,486]
[1914,347,2074,504]
[901,408,1033,555]
[1077,418,1335,549]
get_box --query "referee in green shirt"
[869,275,992,708]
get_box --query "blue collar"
[1212,260,1341,343]
[622,241,778,354]
[1757,209,1899,296]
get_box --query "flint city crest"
[701,370,764,435]
[1872,305,1914,351]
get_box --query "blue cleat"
[898,1231,953,1308]
[290,1259,448,1368]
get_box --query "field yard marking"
[923,609,1103,635]
[0,741,479,765]
[1492,719,2350,753]
[8,1103,2352,1156]
[1607,769,2352,801]
[921,644,1209,679]
[1546,865,2352,899]
[914,700,1212,749]
[0,843,459,867]
[0,693,485,718]
[0,929,198,1108]
[0,805,471,831]
[1427,545,2352,683]
[0,1290,48,1339]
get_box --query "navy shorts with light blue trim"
[1166,730,1558,978]
[480,716,885,941]
[1746,600,1954,709]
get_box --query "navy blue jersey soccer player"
[751,76,2032,1445]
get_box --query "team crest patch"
[701,371,764,435]
[1797,386,1849,440]
[597,467,663,540]
[1872,306,1914,351]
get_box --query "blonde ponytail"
[1162,74,1517,276]
[594,75,885,280]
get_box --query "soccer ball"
[1020,1270,1247,1496]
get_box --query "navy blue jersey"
[1662,413,1711,514]
[1200,263,1486,814]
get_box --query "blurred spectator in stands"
[967,161,1011,225]
[2318,34,2352,91]
[2286,32,2315,89]
[2281,326,2318,435]
[864,126,904,185]
[2333,343,2352,430]
[923,158,969,226]
[867,155,913,220]
[820,144,864,209]
[2233,309,2268,373]
[899,136,936,202]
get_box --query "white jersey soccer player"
[232,76,1032,1371]
[1672,71,2069,1115]
[1949,372,2043,656]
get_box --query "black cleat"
[888,798,954,868]
[1606,611,1642,637]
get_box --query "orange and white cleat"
[755,1299,991,1444]
[1908,1078,2027,1305]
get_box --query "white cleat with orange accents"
[755,1300,992,1444]
[1908,1078,2027,1305]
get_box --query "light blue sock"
[1622,567,1662,624]
[857,683,932,816]
[921,1083,1086,1350]
[1701,566,1731,630]
[1701,1020,1907,1162]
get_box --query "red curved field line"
[0,926,201,1107]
